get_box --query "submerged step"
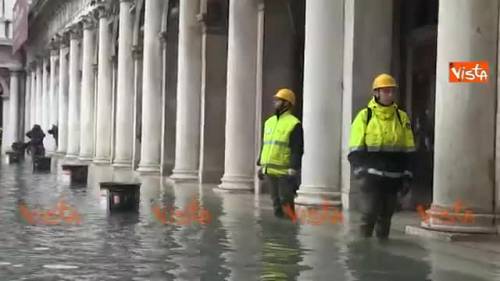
[5,151,22,164]
[61,164,89,185]
[33,157,51,172]
[100,182,141,212]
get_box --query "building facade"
[2,0,500,235]
[0,0,24,155]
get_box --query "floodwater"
[0,159,498,280]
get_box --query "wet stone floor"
[0,160,499,280]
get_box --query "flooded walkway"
[0,160,498,280]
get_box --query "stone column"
[94,8,113,164]
[2,70,20,153]
[29,66,36,129]
[341,0,394,209]
[35,62,43,126]
[137,0,165,174]
[49,48,59,147]
[8,70,21,145]
[66,26,82,159]
[170,0,202,181]
[42,57,50,133]
[57,39,70,155]
[44,53,56,154]
[422,0,497,233]
[295,0,343,206]
[113,0,135,168]
[218,0,259,191]
[24,70,31,141]
[1,96,9,153]
[79,18,97,161]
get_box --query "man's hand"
[399,179,411,197]
[353,167,366,179]
[287,169,298,176]
[257,168,265,180]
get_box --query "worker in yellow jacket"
[348,74,416,238]
[257,88,304,218]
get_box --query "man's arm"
[402,112,417,176]
[347,109,368,168]
[289,123,304,170]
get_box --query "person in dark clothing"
[257,88,304,218]
[348,74,415,239]
[48,124,59,147]
[26,124,46,158]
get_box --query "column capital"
[50,49,59,57]
[35,56,45,66]
[97,4,111,19]
[49,38,61,55]
[132,45,143,60]
[9,69,23,76]
[82,14,98,30]
[68,24,83,40]
[55,32,70,48]
[29,61,37,70]
[196,12,207,24]
[159,31,167,44]
[258,1,265,11]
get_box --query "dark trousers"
[359,175,402,238]
[267,175,296,217]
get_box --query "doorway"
[396,0,438,209]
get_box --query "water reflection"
[199,185,231,280]
[0,161,498,280]
[218,192,262,280]
[259,215,305,280]
[345,239,431,281]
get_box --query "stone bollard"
[5,151,21,164]
[33,156,51,172]
[4,142,26,164]
[61,164,89,185]
[100,182,141,212]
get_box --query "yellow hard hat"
[274,88,296,106]
[372,73,397,90]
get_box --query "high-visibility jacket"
[260,111,300,176]
[348,97,415,176]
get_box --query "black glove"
[399,179,411,197]
[257,168,265,180]
[353,166,367,179]
[403,170,413,181]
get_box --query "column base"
[170,168,199,183]
[93,157,111,165]
[295,185,342,207]
[65,154,79,160]
[78,155,94,162]
[55,150,66,157]
[420,205,497,234]
[217,174,254,192]
[405,225,498,242]
[112,159,133,169]
[137,163,161,175]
